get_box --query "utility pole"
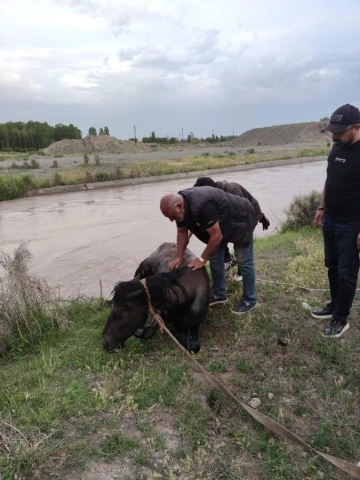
[181,127,183,143]
[232,128,234,139]
[133,125,137,143]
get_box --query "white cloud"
[1,0,360,138]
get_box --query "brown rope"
[139,278,360,479]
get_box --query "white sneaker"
[233,273,243,282]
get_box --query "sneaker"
[232,273,243,282]
[322,318,350,338]
[311,303,333,319]
[232,300,257,314]
[225,256,237,271]
[209,294,228,306]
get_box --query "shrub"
[94,171,110,182]
[246,148,255,154]
[83,153,89,164]
[94,153,101,165]
[30,159,40,169]
[53,172,62,186]
[281,191,322,232]
[51,160,59,168]
[0,244,61,354]
[0,174,36,201]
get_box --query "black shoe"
[322,318,350,338]
[209,294,228,306]
[311,303,333,319]
[232,300,257,315]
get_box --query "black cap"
[193,176,216,187]
[326,104,360,133]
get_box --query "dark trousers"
[322,216,360,320]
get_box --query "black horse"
[102,242,210,353]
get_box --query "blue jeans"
[209,239,257,304]
[322,216,360,320]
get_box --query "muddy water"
[0,160,326,297]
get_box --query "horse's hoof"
[134,324,158,340]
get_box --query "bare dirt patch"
[230,121,331,147]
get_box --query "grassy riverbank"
[0,147,329,201]
[1,227,359,480]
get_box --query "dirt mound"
[43,136,151,156]
[230,122,331,147]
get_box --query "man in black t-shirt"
[160,187,258,314]
[313,103,360,338]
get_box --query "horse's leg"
[134,310,169,340]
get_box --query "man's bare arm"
[169,227,189,270]
[187,222,223,270]
[177,227,189,257]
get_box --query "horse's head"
[102,280,148,351]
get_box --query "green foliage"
[246,148,255,154]
[83,153,89,164]
[0,174,35,200]
[88,127,97,136]
[281,191,322,232]
[320,116,330,121]
[0,121,82,152]
[99,434,139,458]
[30,159,40,169]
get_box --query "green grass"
[0,147,328,201]
[1,227,359,479]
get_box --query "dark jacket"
[178,186,255,247]
[215,180,263,223]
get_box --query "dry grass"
[0,244,65,353]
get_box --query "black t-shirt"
[325,140,360,223]
[177,200,219,243]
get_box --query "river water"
[0,159,326,297]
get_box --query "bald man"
[160,186,258,314]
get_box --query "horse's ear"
[134,260,151,279]
[126,288,145,300]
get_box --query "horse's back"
[137,242,197,276]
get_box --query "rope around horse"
[139,277,360,479]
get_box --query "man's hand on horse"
[187,258,206,270]
[168,256,184,270]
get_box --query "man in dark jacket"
[160,186,258,314]
[312,103,360,338]
[193,176,270,279]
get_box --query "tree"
[320,117,329,122]
[104,126,110,135]
[99,127,105,135]
[0,121,81,151]
[88,127,97,136]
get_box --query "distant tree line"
[88,126,110,136]
[0,121,82,152]
[142,132,178,144]
[140,131,236,145]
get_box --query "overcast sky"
[1,0,360,139]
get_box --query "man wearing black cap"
[312,104,360,338]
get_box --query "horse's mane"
[111,279,143,304]
[112,266,190,305]
[146,266,189,304]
